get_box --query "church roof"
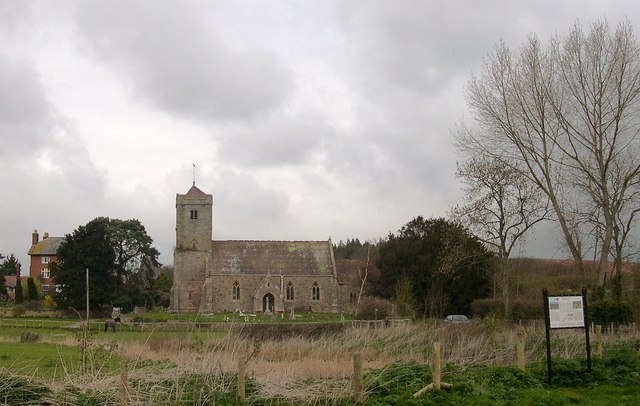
[210,240,335,276]
[185,184,207,197]
[28,237,64,256]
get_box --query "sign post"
[543,287,591,385]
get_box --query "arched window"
[312,282,320,301]
[286,282,294,300]
[232,281,240,300]
[349,291,355,303]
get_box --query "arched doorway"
[262,293,275,313]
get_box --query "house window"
[286,282,294,300]
[41,285,49,295]
[190,210,198,220]
[232,281,240,300]
[312,282,320,301]
[41,268,50,278]
[42,257,50,264]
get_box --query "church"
[170,184,341,313]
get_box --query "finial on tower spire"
[192,163,196,186]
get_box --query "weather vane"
[192,163,196,186]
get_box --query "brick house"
[27,230,63,296]
[170,184,341,313]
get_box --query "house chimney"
[32,230,39,245]
[43,232,49,240]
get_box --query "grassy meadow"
[1,313,640,404]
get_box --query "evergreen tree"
[15,278,23,304]
[0,254,19,301]
[153,272,172,293]
[372,216,493,317]
[26,277,38,301]
[52,217,161,311]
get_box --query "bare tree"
[354,243,371,318]
[459,19,640,291]
[451,155,550,317]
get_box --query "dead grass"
[12,320,640,404]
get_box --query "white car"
[444,314,470,324]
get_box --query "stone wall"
[202,274,339,313]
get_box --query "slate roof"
[27,237,64,256]
[209,240,335,276]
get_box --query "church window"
[233,282,240,300]
[312,282,320,301]
[349,291,355,303]
[190,210,198,220]
[286,282,294,300]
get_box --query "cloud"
[72,1,293,122]
[0,56,54,158]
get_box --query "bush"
[12,304,25,317]
[588,300,633,326]
[470,298,543,320]
[356,296,394,320]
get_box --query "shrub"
[470,298,543,320]
[356,296,394,320]
[589,300,633,326]
[12,304,25,317]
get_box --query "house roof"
[209,240,335,276]
[27,237,64,256]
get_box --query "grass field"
[1,314,639,404]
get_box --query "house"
[27,230,63,296]
[170,184,341,313]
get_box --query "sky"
[1,1,638,268]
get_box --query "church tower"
[171,183,213,311]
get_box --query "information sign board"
[548,295,585,329]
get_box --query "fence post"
[353,352,363,403]
[433,342,441,390]
[119,360,129,406]
[596,325,603,357]
[237,345,246,404]
[517,328,525,371]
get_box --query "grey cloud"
[208,169,292,240]
[218,111,336,167]
[0,56,53,157]
[72,1,293,122]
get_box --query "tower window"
[312,282,320,301]
[233,282,240,300]
[286,282,294,300]
[190,210,198,220]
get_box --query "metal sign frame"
[542,287,591,385]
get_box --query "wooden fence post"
[353,352,363,403]
[596,325,603,357]
[119,360,129,406]
[237,345,246,404]
[517,328,525,371]
[433,342,441,390]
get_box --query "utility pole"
[86,268,89,323]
